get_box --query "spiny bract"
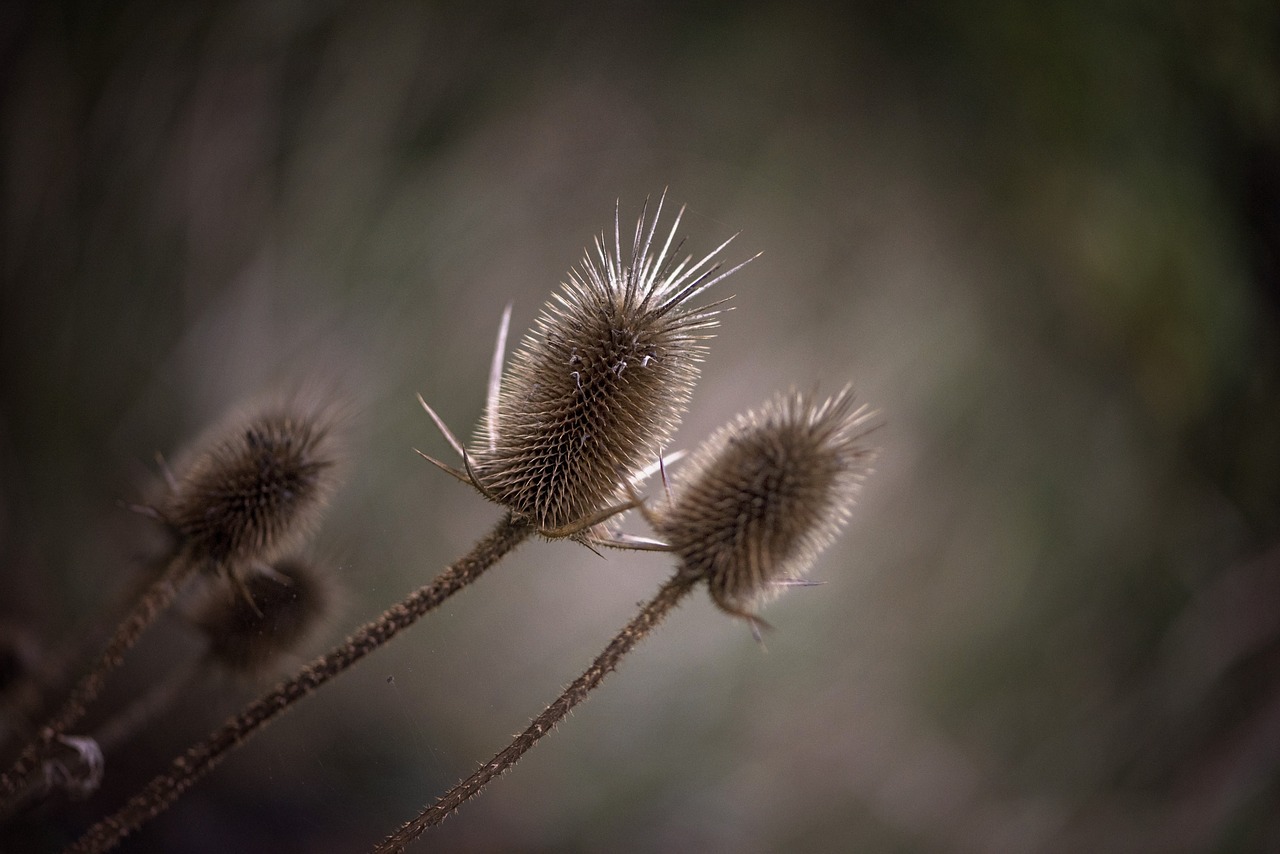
[472,194,750,533]
[652,388,877,619]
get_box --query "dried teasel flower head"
[651,388,878,623]
[192,557,332,674]
[418,192,755,538]
[162,405,339,575]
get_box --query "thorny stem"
[0,561,194,811]
[373,571,698,854]
[65,514,534,854]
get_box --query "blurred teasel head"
[652,389,877,622]
[162,405,339,576]
[193,557,332,675]
[421,192,754,537]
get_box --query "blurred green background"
[2,2,1279,852]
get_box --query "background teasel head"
[652,388,878,621]
[460,193,755,535]
[192,557,333,675]
[161,405,340,575]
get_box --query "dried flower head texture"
[162,408,338,574]
[421,193,754,536]
[194,558,331,674]
[652,389,877,620]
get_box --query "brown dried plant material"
[0,402,342,811]
[653,388,878,624]
[193,558,332,675]
[163,409,339,576]
[420,193,754,538]
[66,514,535,854]
[374,390,879,851]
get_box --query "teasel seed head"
[162,406,339,574]
[463,193,754,535]
[651,388,878,621]
[193,557,332,674]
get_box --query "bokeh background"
[3,2,1279,852]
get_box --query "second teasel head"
[192,557,333,674]
[652,389,878,622]
[467,194,754,535]
[162,405,339,574]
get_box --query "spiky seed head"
[652,389,877,617]
[473,194,749,532]
[163,407,338,573]
[193,558,331,674]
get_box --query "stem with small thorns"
[0,560,193,810]
[373,571,698,854]
[65,514,534,854]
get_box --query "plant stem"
[0,561,192,811]
[64,513,534,854]
[93,659,201,754]
[373,571,698,854]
